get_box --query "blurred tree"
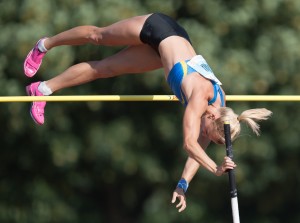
[0,0,300,222]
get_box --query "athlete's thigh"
[95,44,163,77]
[99,14,151,46]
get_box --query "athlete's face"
[201,112,223,144]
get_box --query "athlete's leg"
[43,44,162,92]
[44,14,151,49]
[27,44,162,125]
[24,14,152,77]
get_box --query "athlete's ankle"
[37,38,48,53]
[37,81,53,95]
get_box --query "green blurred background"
[1,0,300,222]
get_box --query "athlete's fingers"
[176,195,184,208]
[178,201,186,212]
[171,192,178,203]
[224,156,237,167]
[175,195,186,212]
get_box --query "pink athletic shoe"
[26,82,46,125]
[24,38,47,77]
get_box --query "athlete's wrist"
[215,166,224,176]
[176,178,189,193]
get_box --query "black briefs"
[139,13,192,52]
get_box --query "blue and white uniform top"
[167,55,225,107]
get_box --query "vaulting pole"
[224,121,240,223]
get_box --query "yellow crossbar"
[0,95,300,102]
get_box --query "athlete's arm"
[182,132,211,179]
[171,135,210,212]
[182,94,223,175]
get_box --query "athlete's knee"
[86,26,105,45]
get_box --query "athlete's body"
[24,13,272,212]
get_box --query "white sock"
[38,81,53,95]
[37,38,48,52]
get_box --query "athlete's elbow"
[183,139,197,156]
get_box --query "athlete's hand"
[171,188,186,212]
[216,156,237,176]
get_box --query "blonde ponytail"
[237,108,272,136]
[214,107,272,142]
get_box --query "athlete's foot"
[26,82,46,125]
[24,38,47,77]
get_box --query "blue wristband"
[176,178,189,193]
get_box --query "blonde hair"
[214,108,272,142]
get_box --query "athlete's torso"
[159,36,197,77]
[139,13,225,108]
[167,57,225,107]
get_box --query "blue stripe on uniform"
[167,60,225,107]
